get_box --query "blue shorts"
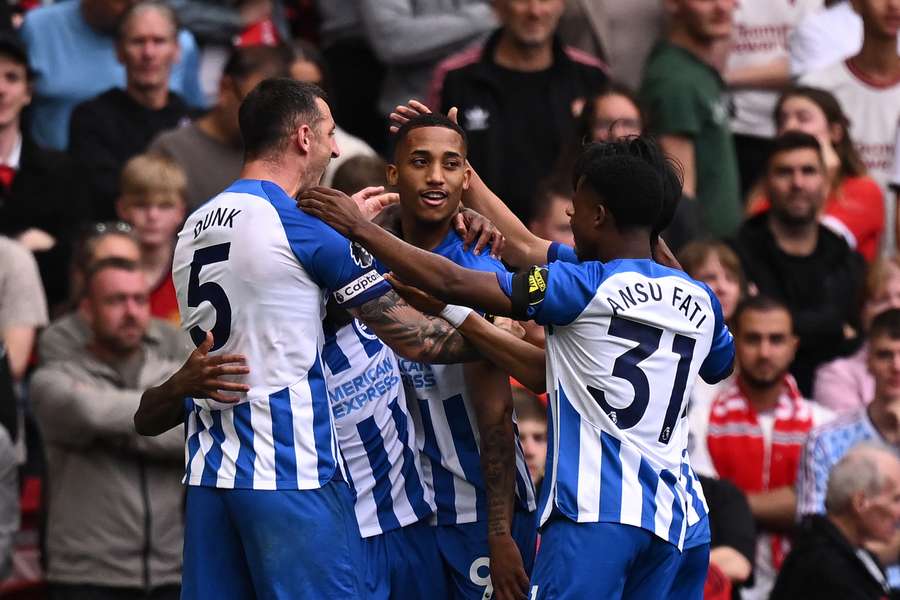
[435,510,537,600]
[530,519,681,600]
[363,519,447,600]
[181,481,365,599]
[670,542,710,600]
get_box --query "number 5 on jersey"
[188,243,232,350]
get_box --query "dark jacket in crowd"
[770,515,891,600]
[434,29,607,223]
[0,134,87,309]
[730,213,865,396]
[68,87,194,219]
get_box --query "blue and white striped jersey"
[173,179,391,490]
[499,250,733,549]
[395,230,536,525]
[322,316,435,537]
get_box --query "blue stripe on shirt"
[269,387,299,489]
[662,469,684,546]
[444,394,487,522]
[200,411,226,486]
[322,321,352,375]
[638,457,659,532]
[233,402,256,485]
[309,353,337,486]
[357,414,403,533]
[556,385,581,517]
[419,399,458,525]
[389,396,432,521]
[599,431,623,519]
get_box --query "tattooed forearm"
[352,290,482,364]
[481,419,516,537]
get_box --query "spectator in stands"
[748,86,885,261]
[679,240,747,477]
[557,0,664,91]
[286,38,376,187]
[511,386,546,490]
[698,475,756,597]
[773,443,900,600]
[169,0,285,47]
[30,258,184,600]
[430,0,607,223]
[148,45,288,209]
[800,0,900,250]
[69,1,195,220]
[20,0,203,151]
[0,32,87,311]
[360,0,495,125]
[640,0,741,240]
[40,224,188,365]
[724,0,822,196]
[331,155,388,196]
[814,258,900,413]
[705,296,833,599]
[0,236,47,386]
[0,423,15,581]
[528,177,574,248]
[116,154,186,324]
[731,132,865,396]
[790,0,900,77]
[797,309,900,586]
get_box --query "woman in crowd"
[678,240,747,477]
[813,257,900,413]
[747,86,884,261]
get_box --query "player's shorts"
[435,509,537,600]
[363,519,447,600]
[667,515,712,600]
[181,481,365,599]
[529,518,681,600]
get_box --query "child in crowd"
[116,154,187,324]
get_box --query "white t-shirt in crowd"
[728,0,822,137]
[801,61,900,251]
[790,1,900,77]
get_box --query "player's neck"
[241,159,303,198]
[494,31,553,72]
[852,37,900,82]
[0,120,20,163]
[596,235,652,263]
[126,82,170,111]
[399,212,451,252]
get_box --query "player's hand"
[384,273,446,316]
[351,186,399,221]
[298,186,366,237]
[454,208,505,258]
[172,332,250,403]
[389,99,460,134]
[490,317,526,339]
[488,534,529,600]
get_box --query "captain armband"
[510,265,549,321]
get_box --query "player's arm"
[467,360,530,600]
[349,290,482,364]
[300,187,515,317]
[134,332,249,436]
[387,274,547,393]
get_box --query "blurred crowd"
[1,0,900,599]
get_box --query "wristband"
[440,304,473,328]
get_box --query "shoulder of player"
[436,230,505,273]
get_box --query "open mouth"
[420,190,448,207]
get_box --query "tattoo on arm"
[481,420,516,537]
[353,290,481,364]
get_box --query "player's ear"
[386,164,399,186]
[297,123,313,154]
[461,164,471,191]
[594,202,607,229]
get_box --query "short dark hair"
[0,32,30,78]
[238,78,327,161]
[732,295,792,333]
[332,155,389,195]
[392,114,468,160]
[223,45,291,83]
[572,138,666,231]
[768,131,824,166]
[116,0,179,41]
[83,257,141,296]
[869,308,900,341]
